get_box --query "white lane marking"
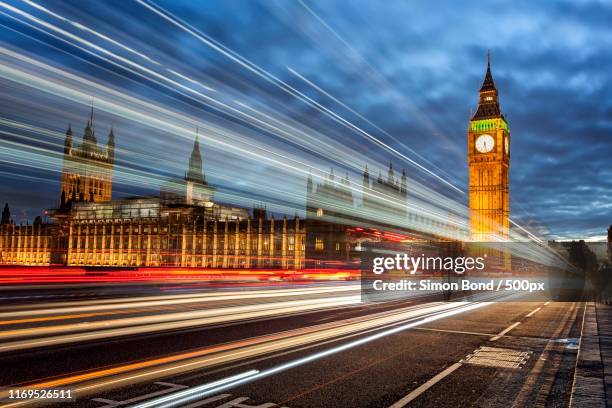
[490,321,521,341]
[133,370,259,408]
[215,397,277,408]
[92,382,188,407]
[388,362,462,408]
[525,307,542,318]
[181,394,232,408]
[544,301,550,305]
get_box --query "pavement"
[569,302,611,408]
[600,303,612,407]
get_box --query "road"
[0,281,583,408]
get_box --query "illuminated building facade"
[468,53,510,241]
[0,114,304,269]
[60,202,304,269]
[60,107,115,205]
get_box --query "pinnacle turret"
[185,128,206,184]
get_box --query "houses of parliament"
[0,55,509,269]
[0,108,412,269]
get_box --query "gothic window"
[288,236,295,251]
[315,237,324,251]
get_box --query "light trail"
[287,67,463,194]
[1,15,466,239]
[19,0,159,65]
[0,44,468,236]
[0,1,553,248]
[0,1,217,99]
[131,301,493,408]
[0,299,495,406]
[292,0,465,161]
[0,285,357,317]
[0,296,361,352]
[136,0,463,195]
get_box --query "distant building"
[362,163,407,220]
[608,225,612,263]
[304,163,409,268]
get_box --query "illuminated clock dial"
[504,136,509,155]
[475,134,494,153]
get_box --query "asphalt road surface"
[0,281,583,408]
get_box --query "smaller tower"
[186,129,206,184]
[362,165,370,189]
[362,165,370,206]
[306,171,313,194]
[1,203,10,225]
[107,127,115,164]
[306,171,313,214]
[401,169,407,194]
[387,162,395,185]
[82,105,97,152]
[64,124,72,155]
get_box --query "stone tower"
[468,52,510,241]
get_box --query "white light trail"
[0,1,553,248]
[136,0,463,194]
[131,301,491,408]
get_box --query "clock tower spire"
[468,52,510,241]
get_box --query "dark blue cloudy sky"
[0,0,610,240]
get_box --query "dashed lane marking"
[490,321,521,341]
[388,362,463,408]
[525,307,542,318]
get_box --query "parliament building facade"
[0,112,314,269]
[1,109,417,270]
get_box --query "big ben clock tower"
[468,52,510,241]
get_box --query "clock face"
[475,134,494,153]
[504,136,509,155]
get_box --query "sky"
[0,0,610,241]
